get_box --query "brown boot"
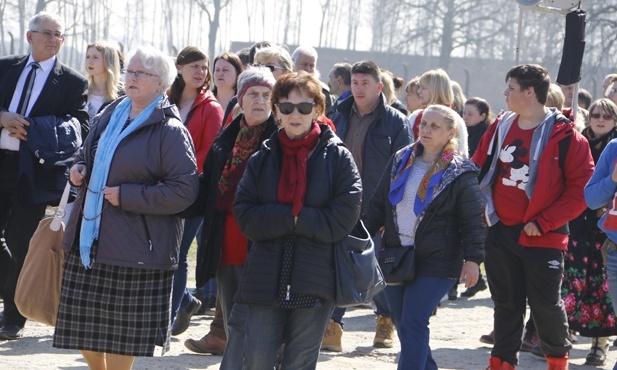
[184,332,227,355]
[546,353,569,370]
[321,319,343,352]
[373,315,395,348]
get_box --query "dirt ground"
[2,285,617,370]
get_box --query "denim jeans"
[386,275,455,370]
[220,303,249,370]
[171,217,203,319]
[241,302,335,370]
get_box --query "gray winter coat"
[61,96,199,270]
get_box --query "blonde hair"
[451,81,466,114]
[86,41,123,103]
[423,104,469,157]
[254,46,293,73]
[546,83,565,111]
[419,69,453,106]
[380,71,396,105]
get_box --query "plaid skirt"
[53,248,174,356]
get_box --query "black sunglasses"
[590,113,614,120]
[277,102,315,115]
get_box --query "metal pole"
[516,7,524,65]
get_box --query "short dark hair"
[393,77,404,90]
[271,71,326,116]
[505,64,550,105]
[578,88,592,109]
[235,47,250,68]
[351,61,381,83]
[331,63,352,85]
[249,41,273,65]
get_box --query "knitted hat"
[237,67,276,107]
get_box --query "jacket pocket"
[140,215,153,251]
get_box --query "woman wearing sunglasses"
[231,71,361,369]
[563,98,617,366]
[252,45,293,79]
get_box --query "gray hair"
[237,67,276,94]
[29,11,64,33]
[129,46,176,90]
[291,45,318,63]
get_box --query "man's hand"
[523,222,541,237]
[103,186,120,207]
[0,111,29,141]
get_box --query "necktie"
[16,62,41,116]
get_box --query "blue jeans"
[386,275,455,370]
[171,217,203,319]
[241,302,335,370]
[220,303,249,370]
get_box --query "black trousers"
[0,152,46,327]
[485,222,571,365]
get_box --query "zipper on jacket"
[140,215,153,251]
[285,285,291,300]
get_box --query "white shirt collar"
[26,54,56,73]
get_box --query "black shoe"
[461,278,487,298]
[447,285,458,301]
[585,342,609,366]
[0,324,24,340]
[171,297,202,336]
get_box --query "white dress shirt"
[0,55,56,151]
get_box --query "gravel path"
[2,286,617,369]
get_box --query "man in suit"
[0,11,88,340]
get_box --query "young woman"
[85,41,123,122]
[167,46,223,336]
[212,52,244,117]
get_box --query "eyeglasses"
[277,102,315,115]
[253,63,286,73]
[590,113,614,120]
[125,69,158,79]
[609,88,617,95]
[30,30,64,40]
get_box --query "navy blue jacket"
[331,93,412,213]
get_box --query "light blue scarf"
[80,95,163,268]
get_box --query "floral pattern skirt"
[562,231,617,337]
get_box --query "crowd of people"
[3,9,617,370]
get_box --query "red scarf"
[277,122,321,216]
[216,117,266,211]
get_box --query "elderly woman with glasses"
[53,46,199,369]
[182,67,279,362]
[229,71,362,369]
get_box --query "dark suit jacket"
[0,54,88,205]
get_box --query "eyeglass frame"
[276,102,316,115]
[125,69,159,79]
[30,30,65,41]
[590,113,615,121]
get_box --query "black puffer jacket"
[363,145,485,279]
[182,113,278,287]
[331,93,412,214]
[232,124,362,305]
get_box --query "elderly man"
[291,45,333,110]
[0,11,87,340]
